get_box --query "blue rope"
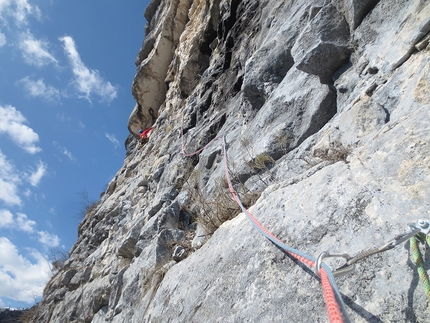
[222,135,350,322]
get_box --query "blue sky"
[0,0,149,308]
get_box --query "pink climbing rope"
[321,269,344,323]
[180,113,222,157]
[221,137,345,322]
[179,124,348,322]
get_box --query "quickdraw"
[317,219,430,277]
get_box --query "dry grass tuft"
[248,153,275,170]
[19,305,39,323]
[313,142,350,164]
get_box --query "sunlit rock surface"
[33,0,430,322]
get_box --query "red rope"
[231,190,345,322]
[321,269,344,323]
[182,135,222,157]
[180,113,222,157]
[222,137,344,323]
[180,124,346,322]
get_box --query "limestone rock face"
[129,0,194,135]
[33,0,430,322]
[291,4,351,81]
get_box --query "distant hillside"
[0,308,23,323]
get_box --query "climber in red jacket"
[140,127,153,140]
[138,127,153,147]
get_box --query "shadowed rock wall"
[33,0,430,322]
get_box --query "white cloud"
[0,0,40,26]
[0,180,21,206]
[0,31,5,46]
[0,105,41,154]
[105,133,119,149]
[0,209,14,228]
[0,210,35,232]
[23,188,31,197]
[0,237,51,304]
[59,35,117,103]
[53,141,75,162]
[16,212,35,232]
[19,31,57,67]
[62,149,74,161]
[18,76,60,102]
[37,231,59,247]
[0,209,59,249]
[27,160,47,187]
[13,0,40,24]
[0,151,21,206]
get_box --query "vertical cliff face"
[33,0,430,322]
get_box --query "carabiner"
[316,251,356,277]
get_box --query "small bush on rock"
[248,153,275,170]
[185,177,241,234]
[313,141,350,164]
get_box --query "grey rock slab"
[31,0,430,322]
[334,0,380,30]
[242,37,294,110]
[292,4,351,80]
[148,155,428,322]
[237,68,337,162]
